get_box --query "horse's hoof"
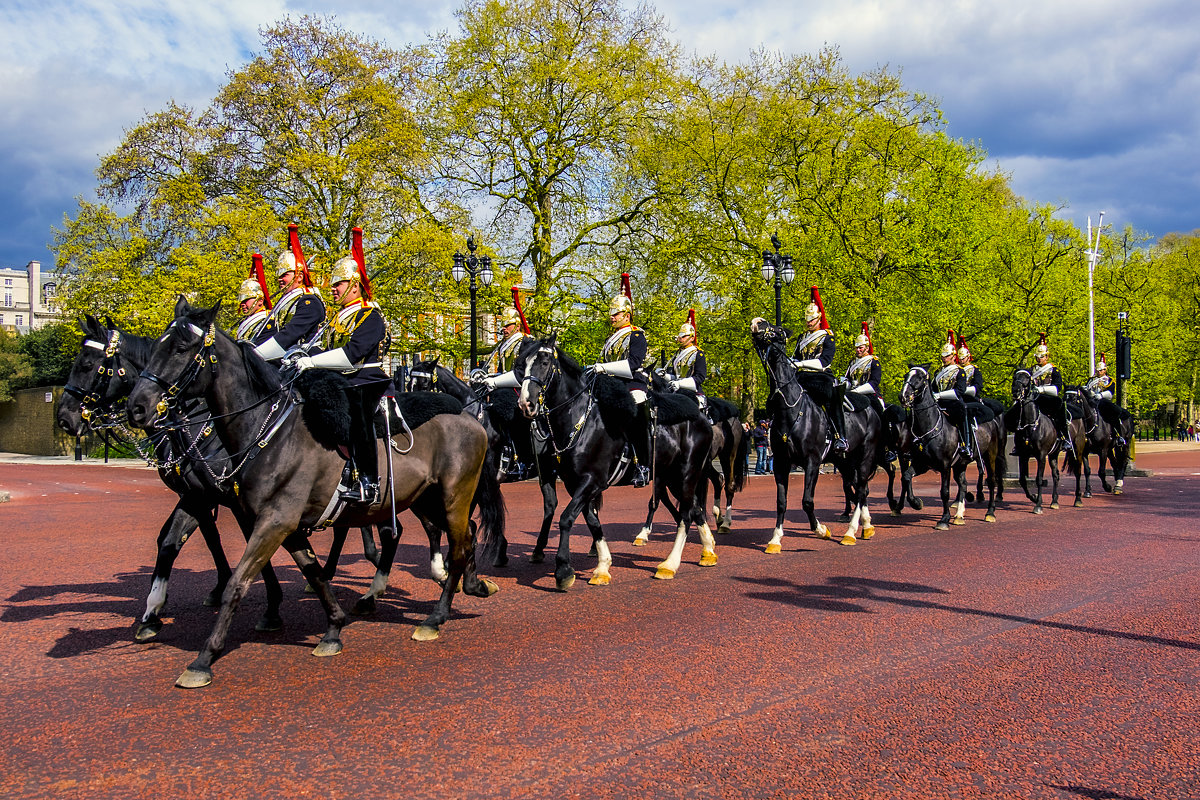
[817,526,832,540]
[699,549,718,567]
[1074,500,1084,508]
[1032,507,1043,515]
[951,517,966,526]
[839,535,857,546]
[935,522,950,531]
[530,551,545,564]
[653,566,676,580]
[588,573,611,586]
[1050,502,1060,510]
[1084,490,1092,499]
[411,625,440,642]
[481,578,500,596]
[176,668,212,689]
[861,526,875,540]
[1112,488,1122,496]
[351,596,377,616]
[632,536,649,547]
[984,514,996,523]
[312,640,343,657]
[202,589,221,607]
[304,582,318,594]
[911,498,924,510]
[889,509,902,517]
[764,543,782,554]
[134,620,162,642]
[255,614,283,633]
[556,574,576,592]
[717,524,732,535]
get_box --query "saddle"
[841,392,872,412]
[964,401,996,425]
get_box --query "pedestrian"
[753,420,770,474]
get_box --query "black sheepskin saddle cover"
[650,390,709,426]
[706,397,740,424]
[295,371,463,451]
[965,401,996,424]
[843,391,872,412]
[590,375,637,428]
[486,387,520,426]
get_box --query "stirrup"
[832,436,848,453]
[342,478,379,505]
[631,464,650,488]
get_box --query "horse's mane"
[231,333,281,395]
[115,329,157,370]
[554,345,584,379]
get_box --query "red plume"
[957,333,969,359]
[287,223,313,288]
[1039,331,1048,346]
[351,227,371,300]
[511,286,531,335]
[687,308,696,328]
[251,253,272,310]
[946,328,956,347]
[810,286,828,330]
[861,321,873,355]
[620,272,633,301]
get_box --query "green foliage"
[0,328,33,403]
[16,323,80,388]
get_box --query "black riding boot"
[631,401,653,488]
[828,385,848,453]
[344,387,384,505]
[958,420,972,460]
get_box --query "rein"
[900,369,944,446]
[63,330,130,426]
[525,346,594,456]
[754,338,807,410]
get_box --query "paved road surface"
[0,447,1196,799]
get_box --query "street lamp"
[760,232,795,326]
[1085,212,1105,374]
[451,235,493,369]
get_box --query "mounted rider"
[590,273,652,488]
[253,224,326,363]
[933,328,972,460]
[294,227,392,506]
[665,309,707,411]
[844,321,893,462]
[791,286,847,453]
[958,335,984,403]
[234,253,276,344]
[1030,333,1070,448]
[476,287,534,393]
[1085,354,1127,447]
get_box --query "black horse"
[902,369,1003,532]
[516,335,715,588]
[408,358,560,565]
[750,319,882,549]
[55,315,288,641]
[126,299,501,688]
[1009,369,1062,514]
[1064,388,1136,498]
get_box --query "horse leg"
[414,488,498,640]
[984,446,998,523]
[228,504,283,634]
[802,457,830,541]
[318,525,349,587]
[935,469,953,530]
[837,468,853,522]
[764,461,791,554]
[530,475,557,564]
[282,531,347,657]
[951,466,967,526]
[353,517,402,616]
[192,503,231,607]
[1020,454,1036,503]
[581,503,612,585]
[634,474,666,546]
[553,484,597,591]
[136,500,207,642]
[1074,450,1086,507]
[1031,457,1045,514]
[903,459,923,510]
[840,469,866,545]
[1049,451,1061,510]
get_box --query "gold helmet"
[677,322,696,341]
[804,302,821,323]
[276,250,299,278]
[958,346,971,362]
[608,294,633,316]
[854,333,870,349]
[940,342,957,358]
[330,255,360,286]
[501,306,521,327]
[237,278,264,304]
[1035,344,1049,358]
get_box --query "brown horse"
[127,299,499,689]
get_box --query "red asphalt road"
[0,449,1197,800]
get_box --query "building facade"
[0,260,60,334]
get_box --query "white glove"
[1039,385,1059,397]
[295,356,314,372]
[1033,385,1044,395]
[483,376,498,390]
[851,383,875,394]
[596,360,633,379]
[934,389,957,401]
[668,379,680,390]
[592,363,607,375]
[964,387,977,399]
[794,358,823,370]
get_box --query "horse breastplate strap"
[602,326,634,360]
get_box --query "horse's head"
[57,314,129,436]
[407,358,441,392]
[1011,368,1032,401]
[127,297,222,430]
[749,317,791,352]
[517,334,560,418]
[899,364,931,408]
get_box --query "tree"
[0,329,33,403]
[17,323,80,388]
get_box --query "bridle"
[900,367,944,445]
[753,331,807,410]
[138,320,219,418]
[62,329,129,426]
[522,344,593,455]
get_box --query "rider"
[234,254,275,344]
[844,322,892,461]
[295,232,391,505]
[666,310,707,411]
[958,337,984,403]
[932,329,972,460]
[1086,354,1127,447]
[591,277,652,488]
[1030,334,1070,449]
[254,227,326,363]
[477,305,533,393]
[791,287,847,453]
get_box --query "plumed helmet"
[237,278,264,303]
[854,333,870,348]
[1097,357,1107,371]
[958,346,971,362]
[330,255,360,286]
[608,294,633,316]
[804,302,821,323]
[501,306,521,327]
[940,342,957,358]
[1035,344,1049,358]
[677,322,696,340]
[276,250,298,278]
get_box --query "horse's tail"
[732,421,750,493]
[1064,446,1079,477]
[473,454,506,553]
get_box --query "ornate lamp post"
[760,232,795,326]
[451,236,493,369]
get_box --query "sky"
[1,0,1198,271]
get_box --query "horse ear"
[83,314,100,336]
[201,301,222,326]
[103,315,115,330]
[174,295,189,317]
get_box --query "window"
[15,315,23,327]
[3,278,11,286]
[0,314,4,324]
[3,293,11,307]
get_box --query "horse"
[1064,388,1136,497]
[516,335,715,588]
[126,298,501,689]
[1062,386,1100,506]
[55,314,288,642]
[750,319,881,549]
[895,366,974,529]
[1008,369,1062,514]
[408,358,560,565]
[633,372,749,544]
